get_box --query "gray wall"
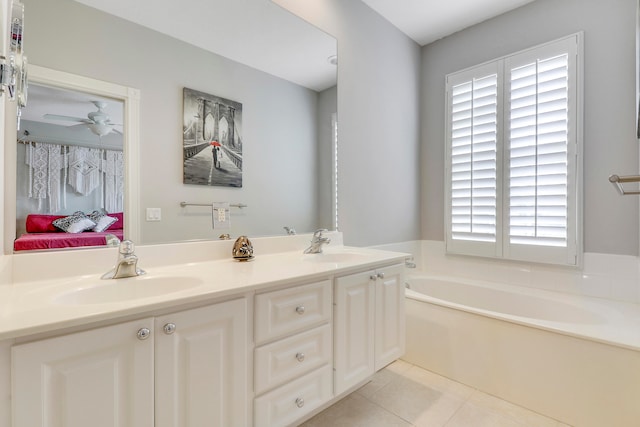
[421,0,639,256]
[275,0,422,246]
[23,0,325,244]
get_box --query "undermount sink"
[55,276,204,305]
[302,251,370,264]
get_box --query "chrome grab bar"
[609,174,640,195]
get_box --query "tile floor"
[300,360,571,427]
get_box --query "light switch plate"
[146,207,161,221]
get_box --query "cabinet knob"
[295,397,305,408]
[377,272,385,279]
[137,328,151,340]
[295,305,305,315]
[295,352,305,362]
[163,323,176,335]
[370,275,378,281]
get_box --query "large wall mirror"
[6,0,337,253]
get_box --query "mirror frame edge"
[4,64,141,254]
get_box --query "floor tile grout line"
[440,385,477,427]
[358,382,418,426]
[361,366,475,427]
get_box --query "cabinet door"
[155,298,248,427]
[334,270,375,395]
[1,340,10,427]
[12,318,154,427]
[375,264,406,370]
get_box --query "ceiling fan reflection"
[44,100,122,137]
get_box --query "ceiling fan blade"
[112,128,123,135]
[68,123,92,131]
[43,114,93,124]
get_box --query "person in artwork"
[212,145,221,168]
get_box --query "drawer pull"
[163,323,176,335]
[377,272,385,279]
[370,274,378,281]
[295,305,305,315]
[137,328,151,340]
[295,397,305,408]
[295,352,305,362]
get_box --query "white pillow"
[87,210,118,232]
[52,211,97,234]
[67,217,99,233]
[93,215,117,232]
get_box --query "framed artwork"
[183,88,243,187]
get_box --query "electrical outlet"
[146,208,162,221]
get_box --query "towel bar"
[179,202,248,209]
[609,174,640,195]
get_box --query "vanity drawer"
[255,324,332,394]
[255,280,331,344]
[254,364,332,427]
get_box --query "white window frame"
[444,33,583,266]
[331,112,339,231]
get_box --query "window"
[331,112,339,230]
[445,33,582,266]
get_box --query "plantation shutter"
[508,53,569,247]
[450,75,498,243]
[445,33,581,265]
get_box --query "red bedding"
[14,230,125,251]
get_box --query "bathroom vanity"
[0,234,406,427]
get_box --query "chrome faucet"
[303,229,331,254]
[101,240,146,279]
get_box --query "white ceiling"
[69,0,537,94]
[360,0,536,46]
[31,0,536,130]
[72,0,337,92]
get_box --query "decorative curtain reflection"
[23,141,124,213]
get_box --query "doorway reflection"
[14,83,125,252]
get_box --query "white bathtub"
[403,274,640,427]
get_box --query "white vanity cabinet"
[4,244,408,427]
[12,317,155,427]
[155,298,248,427]
[334,264,405,395]
[11,297,248,427]
[253,280,333,427]
[374,264,406,370]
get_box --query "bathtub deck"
[406,273,640,351]
[301,359,569,426]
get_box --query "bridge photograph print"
[182,87,243,187]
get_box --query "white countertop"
[0,240,408,341]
